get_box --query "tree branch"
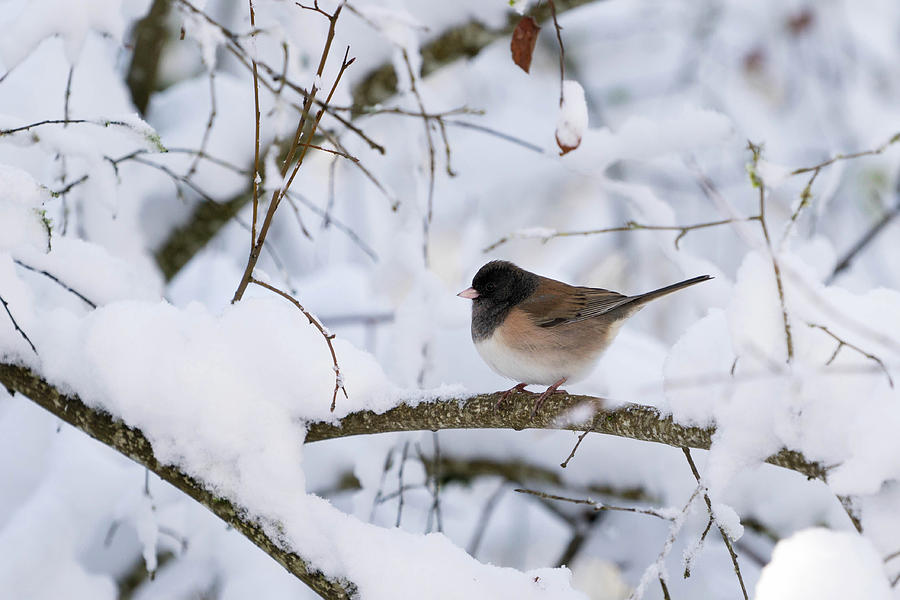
[0,362,827,598]
[126,0,173,115]
[304,392,824,480]
[351,0,596,109]
[0,363,354,600]
[154,0,598,282]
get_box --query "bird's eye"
[485,282,496,292]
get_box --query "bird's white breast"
[474,332,599,385]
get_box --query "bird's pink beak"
[457,287,479,299]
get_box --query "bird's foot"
[532,378,568,416]
[494,382,533,411]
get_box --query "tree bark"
[0,363,355,600]
[0,361,826,597]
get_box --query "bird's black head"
[470,261,538,306]
[460,261,539,340]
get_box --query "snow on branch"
[304,389,826,481]
[0,361,829,598]
[0,363,355,599]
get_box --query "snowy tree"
[1,0,899,598]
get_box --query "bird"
[457,261,711,414]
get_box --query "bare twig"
[285,191,378,260]
[513,488,675,521]
[467,480,506,557]
[395,440,410,527]
[369,446,396,522]
[658,576,672,600]
[682,448,748,600]
[560,430,590,468]
[748,142,794,363]
[0,293,37,355]
[838,495,864,534]
[782,133,900,242]
[444,119,544,154]
[790,133,900,177]
[426,432,444,532]
[484,217,758,253]
[318,130,398,210]
[0,118,143,137]
[13,260,97,309]
[248,278,347,411]
[232,3,351,303]
[628,486,703,600]
[185,71,218,181]
[52,174,89,197]
[828,197,900,284]
[809,323,893,387]
[248,0,261,251]
[547,0,566,106]
[398,47,437,264]
[283,192,314,241]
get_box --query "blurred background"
[1,0,899,597]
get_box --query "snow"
[755,528,891,600]
[0,0,129,68]
[2,0,900,597]
[556,80,589,153]
[0,165,50,253]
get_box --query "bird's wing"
[519,278,632,328]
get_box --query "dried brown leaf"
[511,16,540,74]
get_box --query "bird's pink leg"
[494,382,533,411]
[532,377,568,415]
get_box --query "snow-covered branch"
[0,361,825,490]
[304,391,825,481]
[0,363,355,599]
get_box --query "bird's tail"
[616,275,712,313]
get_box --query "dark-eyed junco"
[458,261,711,413]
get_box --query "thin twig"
[748,142,794,363]
[52,174,89,197]
[427,432,444,532]
[682,448,748,600]
[658,576,672,600]
[0,118,141,136]
[248,278,348,411]
[248,0,261,251]
[185,71,218,181]
[828,197,900,284]
[809,323,893,387]
[547,0,566,106]
[399,47,437,265]
[283,192,314,241]
[369,446,395,522]
[628,486,702,600]
[319,129,398,210]
[0,293,37,354]
[838,495,864,534]
[513,488,675,521]
[13,260,97,309]
[560,430,590,468]
[232,5,351,303]
[285,191,378,260]
[484,217,758,253]
[467,481,506,557]
[395,441,410,527]
[781,133,900,242]
[444,119,544,153]
[790,133,900,177]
